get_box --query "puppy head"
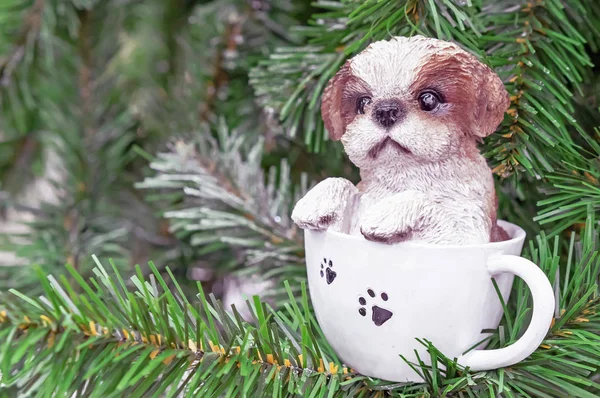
[321,36,510,169]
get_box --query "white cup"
[304,220,555,382]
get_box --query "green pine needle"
[1,213,599,396]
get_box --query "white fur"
[356,154,494,244]
[293,36,504,245]
[292,177,358,232]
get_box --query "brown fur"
[322,62,372,141]
[410,52,510,139]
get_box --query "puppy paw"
[361,228,413,243]
[292,209,338,231]
[359,191,427,244]
[360,217,414,244]
[292,178,357,231]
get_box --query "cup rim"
[309,220,526,250]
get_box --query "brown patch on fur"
[491,223,509,242]
[489,192,508,242]
[321,62,372,140]
[410,52,510,138]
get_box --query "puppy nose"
[374,102,404,128]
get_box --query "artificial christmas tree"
[0,0,599,396]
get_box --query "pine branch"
[1,213,600,396]
[0,0,47,193]
[0,0,45,85]
[535,169,600,237]
[0,2,156,290]
[198,4,251,122]
[0,257,348,396]
[565,0,600,52]
[480,0,596,177]
[533,129,600,237]
[137,121,307,298]
[118,0,304,141]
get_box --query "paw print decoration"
[359,289,393,326]
[320,257,337,284]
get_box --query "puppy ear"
[411,48,509,139]
[321,61,352,141]
[471,63,510,138]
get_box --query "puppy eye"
[418,91,442,112]
[356,96,372,114]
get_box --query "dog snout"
[374,101,405,128]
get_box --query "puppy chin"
[345,139,416,171]
[368,145,411,167]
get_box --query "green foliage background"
[0,0,599,396]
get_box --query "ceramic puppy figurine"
[292,35,510,245]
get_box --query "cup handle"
[457,255,555,371]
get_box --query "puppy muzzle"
[374,100,405,128]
